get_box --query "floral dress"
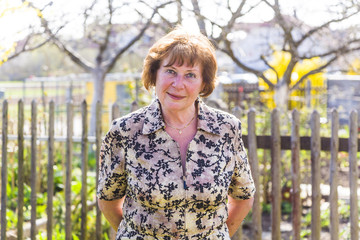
[97,99,255,240]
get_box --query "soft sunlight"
[0,0,39,48]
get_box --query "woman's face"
[155,56,204,114]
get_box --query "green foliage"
[300,229,311,238]
[262,202,271,214]
[3,138,101,238]
[2,95,358,238]
[338,200,350,219]
[281,202,292,215]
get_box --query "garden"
[1,87,359,239]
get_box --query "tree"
[25,0,173,135]
[348,58,360,74]
[187,0,360,109]
[259,50,326,109]
[0,1,51,66]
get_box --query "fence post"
[291,109,301,240]
[81,100,88,240]
[231,107,243,240]
[248,108,262,240]
[30,100,37,240]
[109,102,121,240]
[65,101,73,240]
[271,108,281,240]
[47,101,55,239]
[96,101,102,239]
[130,100,138,112]
[111,102,121,121]
[311,110,321,240]
[349,110,359,240]
[1,100,8,240]
[329,109,339,240]
[18,100,25,239]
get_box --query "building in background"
[327,74,360,125]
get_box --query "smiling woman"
[97,26,255,240]
[155,57,203,120]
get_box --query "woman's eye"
[186,73,196,78]
[166,69,176,75]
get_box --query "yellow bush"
[259,51,325,109]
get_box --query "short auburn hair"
[142,27,217,97]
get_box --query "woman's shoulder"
[108,105,149,135]
[200,102,241,126]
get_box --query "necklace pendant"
[179,130,182,134]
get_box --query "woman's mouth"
[167,92,185,100]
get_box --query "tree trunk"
[89,68,106,136]
[190,0,207,35]
[274,82,289,110]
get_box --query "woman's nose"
[172,75,184,88]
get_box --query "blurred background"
[1,0,360,239]
[2,0,360,133]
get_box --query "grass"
[1,81,86,99]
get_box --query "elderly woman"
[97,27,255,239]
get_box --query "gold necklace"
[165,115,196,134]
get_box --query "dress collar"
[142,98,221,135]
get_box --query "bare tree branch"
[220,39,275,89]
[300,38,360,60]
[260,54,279,83]
[104,1,174,73]
[52,38,95,71]
[290,56,338,91]
[140,0,177,29]
[6,34,50,61]
[25,1,95,71]
[83,0,97,39]
[176,0,182,25]
[96,0,115,65]
[190,0,206,35]
[297,11,360,47]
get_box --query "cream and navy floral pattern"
[97,99,255,240]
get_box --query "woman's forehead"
[162,54,200,68]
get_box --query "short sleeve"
[228,120,256,200]
[97,120,127,200]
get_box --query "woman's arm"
[98,196,125,231]
[226,195,254,237]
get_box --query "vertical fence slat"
[271,108,281,240]
[248,109,262,240]
[111,102,121,121]
[96,101,102,239]
[30,100,37,239]
[311,110,321,240]
[329,109,339,240]
[130,100,138,112]
[3,99,360,240]
[232,224,242,240]
[18,100,25,239]
[231,106,243,240]
[349,110,359,240]
[109,102,120,240]
[291,109,301,240]
[1,100,8,240]
[47,101,55,239]
[65,102,73,240]
[30,100,37,240]
[81,100,88,240]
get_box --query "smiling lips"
[167,92,185,100]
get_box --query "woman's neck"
[161,105,197,128]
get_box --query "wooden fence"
[0,99,359,240]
